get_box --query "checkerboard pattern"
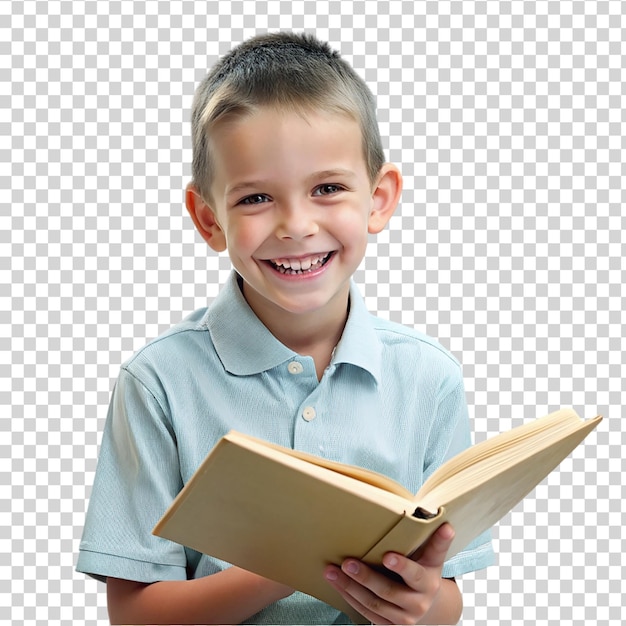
[2,1,624,624]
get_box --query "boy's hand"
[323,523,458,625]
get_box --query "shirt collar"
[332,282,382,385]
[203,272,382,384]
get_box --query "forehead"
[208,107,367,181]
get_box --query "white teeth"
[269,253,330,274]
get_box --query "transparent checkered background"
[2,0,624,624]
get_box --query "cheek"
[225,218,266,253]
[329,204,371,241]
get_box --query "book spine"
[360,508,446,565]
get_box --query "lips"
[266,252,333,275]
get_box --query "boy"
[77,32,493,624]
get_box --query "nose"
[275,204,319,241]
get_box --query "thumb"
[417,523,455,569]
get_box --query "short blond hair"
[191,32,386,201]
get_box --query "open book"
[153,409,601,624]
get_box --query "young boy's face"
[188,107,400,327]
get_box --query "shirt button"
[302,406,316,421]
[288,361,304,375]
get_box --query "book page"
[414,410,601,512]
[227,432,415,499]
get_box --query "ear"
[185,184,227,252]
[367,163,403,234]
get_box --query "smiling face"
[187,107,401,336]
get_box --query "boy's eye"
[239,194,270,205]
[313,184,345,196]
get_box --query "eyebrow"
[309,168,357,181]
[225,181,267,197]
[225,169,357,198]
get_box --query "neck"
[241,282,349,380]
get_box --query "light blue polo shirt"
[77,272,494,624]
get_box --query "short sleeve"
[76,367,188,583]
[425,377,496,578]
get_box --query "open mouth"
[266,252,334,275]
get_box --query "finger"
[416,523,455,569]
[324,563,407,625]
[381,553,441,603]
[336,559,428,618]
[382,552,425,588]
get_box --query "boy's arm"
[107,567,293,625]
[324,523,462,625]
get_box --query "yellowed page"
[414,409,592,502]
[372,413,603,563]
[234,431,415,499]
